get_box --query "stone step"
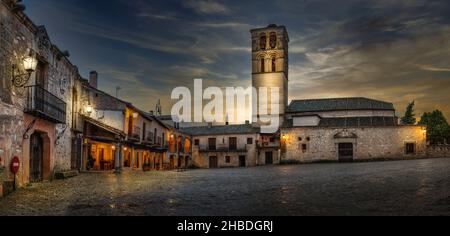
[54,170,79,180]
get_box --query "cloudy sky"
[23,0,450,120]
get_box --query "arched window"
[271,57,276,72]
[260,58,265,73]
[260,34,267,50]
[270,32,277,49]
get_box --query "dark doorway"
[30,132,44,182]
[209,156,218,168]
[71,137,82,170]
[338,143,354,162]
[239,156,246,167]
[265,151,273,165]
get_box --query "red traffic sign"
[11,156,20,174]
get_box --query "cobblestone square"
[0,158,449,216]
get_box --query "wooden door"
[209,156,218,168]
[338,143,354,162]
[239,156,246,167]
[30,133,43,182]
[265,151,273,165]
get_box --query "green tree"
[400,101,417,125]
[419,110,450,144]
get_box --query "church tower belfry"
[251,24,289,123]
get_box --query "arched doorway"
[30,132,44,182]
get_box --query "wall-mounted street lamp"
[132,112,139,119]
[85,104,93,115]
[12,52,38,88]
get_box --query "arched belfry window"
[270,32,277,49]
[260,58,265,73]
[260,34,267,50]
[272,57,276,72]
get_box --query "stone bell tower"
[251,24,289,124]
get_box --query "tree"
[400,101,417,125]
[419,110,450,144]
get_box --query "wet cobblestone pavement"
[0,158,449,216]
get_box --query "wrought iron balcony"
[198,145,247,153]
[128,126,141,142]
[24,85,66,124]
[142,132,154,144]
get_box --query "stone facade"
[281,125,427,162]
[251,25,289,119]
[0,0,77,192]
[191,133,259,168]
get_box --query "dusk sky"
[23,0,450,120]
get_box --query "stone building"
[251,24,289,122]
[183,123,260,168]
[74,74,192,172]
[0,0,79,195]
[176,24,428,168]
[281,98,427,162]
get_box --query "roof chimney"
[245,120,250,125]
[89,71,98,89]
[208,122,213,128]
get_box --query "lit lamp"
[422,127,427,135]
[85,105,93,115]
[132,112,139,119]
[12,53,38,88]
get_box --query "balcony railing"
[128,126,141,142]
[142,132,154,144]
[24,85,66,124]
[198,145,247,153]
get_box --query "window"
[302,144,308,153]
[247,138,253,145]
[225,156,231,163]
[298,137,303,142]
[270,32,277,48]
[405,143,416,154]
[306,137,311,142]
[229,137,237,151]
[260,34,267,49]
[35,61,48,88]
[271,57,276,72]
[270,137,276,143]
[194,139,200,146]
[209,138,216,150]
[260,58,265,73]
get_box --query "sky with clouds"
[23,0,450,120]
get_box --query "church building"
[184,24,427,168]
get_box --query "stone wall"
[281,125,427,162]
[427,145,450,158]
[1,0,78,188]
